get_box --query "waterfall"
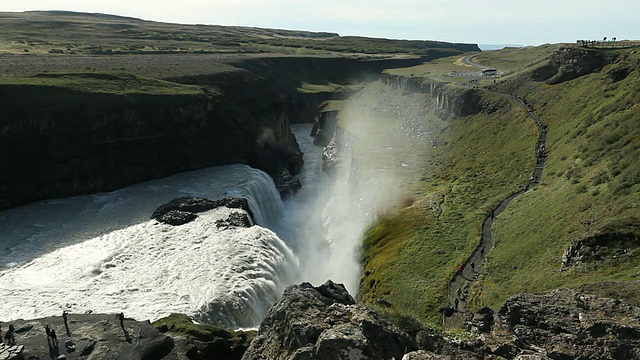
[0,164,297,328]
[226,169,284,228]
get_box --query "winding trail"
[443,56,548,329]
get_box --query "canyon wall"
[0,55,445,210]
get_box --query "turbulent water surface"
[0,124,372,328]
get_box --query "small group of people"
[537,144,548,160]
[45,324,58,346]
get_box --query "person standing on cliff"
[118,312,125,329]
[5,324,16,346]
[50,327,58,345]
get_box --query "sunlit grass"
[355,45,640,328]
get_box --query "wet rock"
[215,212,252,229]
[151,197,253,226]
[155,210,198,226]
[272,169,302,200]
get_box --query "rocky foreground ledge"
[244,281,640,359]
[3,282,639,359]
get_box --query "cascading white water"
[277,125,368,296]
[0,164,297,328]
[0,123,388,329]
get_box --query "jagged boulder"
[465,288,640,359]
[151,197,253,226]
[242,280,414,360]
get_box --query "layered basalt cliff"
[0,55,457,210]
[380,73,482,118]
[0,81,298,210]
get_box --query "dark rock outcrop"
[531,47,614,84]
[273,169,302,200]
[215,212,252,229]
[242,281,640,359]
[465,288,640,359]
[242,281,486,360]
[152,197,253,226]
[242,280,414,360]
[561,227,638,270]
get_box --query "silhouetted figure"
[63,310,68,327]
[489,208,495,219]
[50,328,58,345]
[4,324,15,346]
[0,324,3,344]
[45,324,51,339]
[454,297,460,310]
[480,247,485,256]
[471,262,475,270]
[456,265,463,276]
[118,312,125,329]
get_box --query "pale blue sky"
[2,0,638,46]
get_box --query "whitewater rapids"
[0,164,297,328]
[0,124,375,329]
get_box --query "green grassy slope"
[469,47,640,310]
[339,82,536,325]
[353,45,640,327]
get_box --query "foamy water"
[0,124,384,328]
[0,164,295,327]
[1,208,297,328]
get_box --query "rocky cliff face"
[0,55,451,210]
[242,282,640,360]
[380,73,482,118]
[0,79,301,210]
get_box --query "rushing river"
[0,124,369,329]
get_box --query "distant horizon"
[2,1,639,46]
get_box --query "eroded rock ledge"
[243,282,640,360]
[4,284,639,359]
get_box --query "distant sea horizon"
[478,44,525,51]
